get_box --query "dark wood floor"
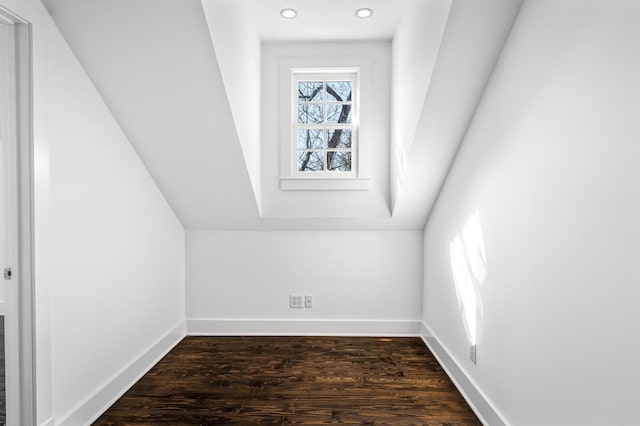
[94,336,480,425]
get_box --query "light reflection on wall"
[392,134,407,192]
[449,211,487,345]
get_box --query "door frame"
[0,5,36,425]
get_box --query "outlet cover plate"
[289,294,303,308]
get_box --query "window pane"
[298,104,323,124]
[327,129,352,149]
[297,129,324,149]
[298,81,323,102]
[326,81,352,102]
[327,150,352,171]
[298,151,324,171]
[326,104,352,124]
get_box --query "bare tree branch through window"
[294,75,355,174]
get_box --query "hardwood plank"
[94,336,481,425]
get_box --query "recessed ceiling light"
[280,8,297,19]
[355,8,373,19]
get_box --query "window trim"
[280,176,370,191]
[291,69,359,177]
[278,57,372,191]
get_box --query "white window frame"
[279,57,372,191]
[291,69,359,178]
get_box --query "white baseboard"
[51,319,501,425]
[187,318,422,336]
[419,322,506,426]
[56,320,186,426]
[0,301,5,315]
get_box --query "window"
[292,69,359,176]
[278,58,371,191]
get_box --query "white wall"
[0,0,186,424]
[0,61,4,313]
[48,19,186,425]
[261,42,391,220]
[201,0,262,210]
[423,0,640,424]
[390,0,523,228]
[390,0,451,208]
[0,194,4,316]
[41,0,261,231]
[0,19,5,312]
[187,231,423,331]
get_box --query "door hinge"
[4,267,11,280]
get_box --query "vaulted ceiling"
[41,0,523,230]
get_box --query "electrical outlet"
[470,344,477,365]
[289,294,303,308]
[304,295,313,308]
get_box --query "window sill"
[280,177,370,191]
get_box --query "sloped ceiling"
[210,0,412,41]
[40,0,260,229]
[392,0,525,228]
[41,0,523,230]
